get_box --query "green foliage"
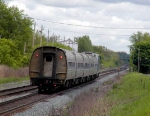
[132,41,150,73]
[107,73,150,116]
[74,35,93,52]
[0,38,21,67]
[53,42,72,50]
[130,31,150,45]
[0,0,33,54]
[130,31,150,73]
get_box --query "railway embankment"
[64,72,150,116]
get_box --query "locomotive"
[29,46,100,93]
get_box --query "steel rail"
[0,85,37,97]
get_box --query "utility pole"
[58,35,60,43]
[40,25,44,47]
[138,48,140,72]
[47,29,49,46]
[52,33,54,46]
[32,22,36,47]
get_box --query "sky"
[5,0,150,54]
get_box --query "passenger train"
[29,46,100,93]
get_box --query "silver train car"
[29,46,100,93]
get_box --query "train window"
[78,63,84,68]
[78,63,80,68]
[85,63,87,68]
[72,62,75,67]
[46,55,52,62]
[69,62,71,67]
[91,64,94,67]
[68,62,75,68]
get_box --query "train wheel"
[79,78,83,84]
[38,86,43,94]
[86,77,89,82]
[65,81,69,88]
[75,79,79,85]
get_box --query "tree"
[0,0,33,54]
[0,38,22,68]
[130,31,150,46]
[132,41,150,73]
[74,35,93,52]
[130,31,150,73]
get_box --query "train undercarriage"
[31,74,99,93]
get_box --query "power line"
[48,27,132,36]
[36,25,131,36]
[27,16,150,30]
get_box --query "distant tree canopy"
[130,31,150,73]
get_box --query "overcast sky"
[5,0,150,54]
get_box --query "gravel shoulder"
[13,69,128,116]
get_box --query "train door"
[43,54,54,77]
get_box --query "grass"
[108,72,150,116]
[0,76,29,84]
[88,72,150,116]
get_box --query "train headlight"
[60,55,63,59]
[36,54,38,57]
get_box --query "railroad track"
[0,68,127,116]
[0,68,117,97]
[0,85,37,98]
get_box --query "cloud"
[32,0,97,8]
[95,0,150,6]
